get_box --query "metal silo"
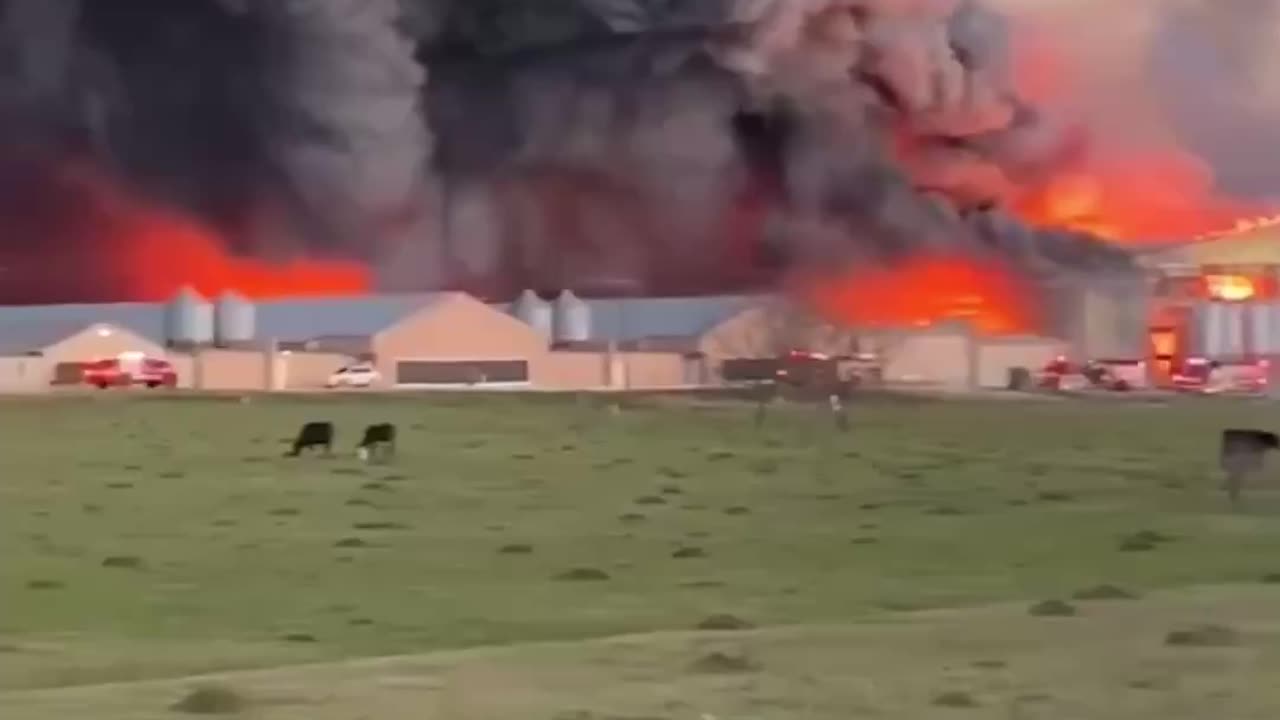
[166,286,214,346]
[1268,302,1280,356]
[552,290,591,343]
[1191,301,1235,359]
[214,291,256,346]
[1221,301,1246,359]
[1248,303,1275,356]
[512,289,553,338]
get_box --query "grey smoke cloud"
[13,0,1276,304]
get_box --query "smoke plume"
[0,0,1275,309]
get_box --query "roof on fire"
[1137,223,1280,268]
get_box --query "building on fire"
[1136,217,1280,383]
[4,217,1280,397]
[0,287,1070,394]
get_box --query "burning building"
[1136,218,1280,383]
[0,0,1275,369]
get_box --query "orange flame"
[0,159,371,304]
[802,255,1039,336]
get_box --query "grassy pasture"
[2,391,1280,718]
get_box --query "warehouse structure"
[0,286,1069,394]
[1136,218,1280,384]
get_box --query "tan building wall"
[279,351,352,390]
[877,328,975,390]
[615,352,691,389]
[698,301,860,381]
[0,356,48,393]
[975,337,1068,389]
[533,352,608,390]
[374,293,548,386]
[195,349,269,391]
[177,349,352,391]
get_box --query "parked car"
[82,353,178,389]
[325,363,381,389]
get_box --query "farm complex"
[0,222,1278,394]
[0,288,1068,394]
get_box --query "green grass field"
[2,391,1280,719]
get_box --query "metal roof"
[253,294,448,340]
[575,295,759,341]
[493,294,759,342]
[0,291,759,352]
[0,303,166,350]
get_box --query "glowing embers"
[803,255,1040,336]
[1204,274,1257,302]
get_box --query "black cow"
[1219,428,1280,506]
[357,423,397,463]
[286,421,334,457]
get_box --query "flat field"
[2,391,1280,719]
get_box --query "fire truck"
[1169,357,1269,395]
[82,353,178,389]
[1039,356,1144,392]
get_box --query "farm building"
[0,288,1067,394]
[1135,219,1280,383]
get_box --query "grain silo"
[165,286,214,347]
[214,291,256,347]
[512,289,553,337]
[552,290,591,343]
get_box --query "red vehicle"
[1039,356,1145,392]
[82,353,178,389]
[1171,357,1269,395]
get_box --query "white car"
[326,364,381,389]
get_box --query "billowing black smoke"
[0,0,1139,304]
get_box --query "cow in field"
[357,423,397,463]
[286,421,334,457]
[1219,428,1280,507]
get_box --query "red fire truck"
[1170,357,1269,395]
[82,353,178,389]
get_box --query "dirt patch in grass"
[101,555,145,570]
[1165,624,1241,648]
[1073,584,1139,601]
[26,579,64,591]
[171,684,248,715]
[555,568,611,582]
[696,614,755,631]
[672,547,707,559]
[689,650,758,674]
[352,521,409,531]
[1118,530,1177,553]
[1028,600,1078,617]
[932,690,980,708]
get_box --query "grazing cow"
[357,423,397,463]
[1219,428,1280,506]
[286,421,334,457]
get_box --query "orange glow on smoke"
[1007,23,1269,243]
[803,255,1038,336]
[1014,159,1264,242]
[108,203,370,301]
[0,159,370,303]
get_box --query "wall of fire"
[1149,266,1280,374]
